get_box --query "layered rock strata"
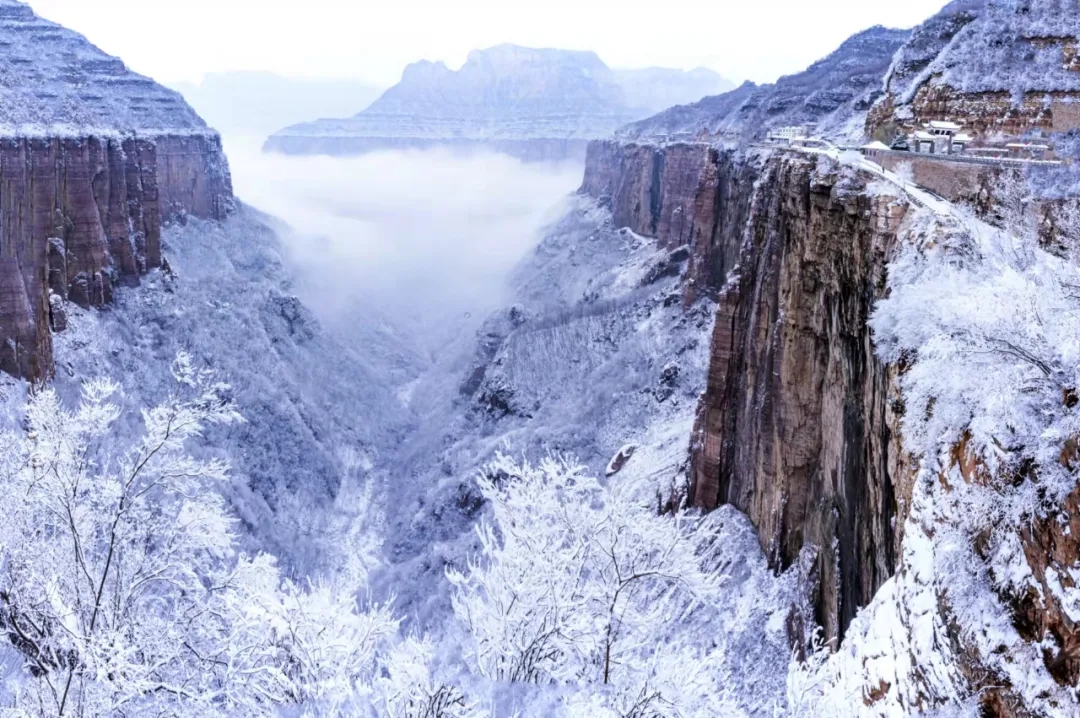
[867,0,1080,139]
[581,140,910,642]
[0,0,234,381]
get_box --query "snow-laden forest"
[2,144,1078,716]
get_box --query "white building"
[911,121,973,155]
[767,125,813,144]
[860,140,890,161]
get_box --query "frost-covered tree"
[0,356,422,717]
[366,637,480,718]
[448,454,728,716]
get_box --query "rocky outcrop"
[0,0,234,381]
[0,133,232,382]
[264,45,733,161]
[155,134,234,220]
[867,0,1080,139]
[581,139,910,642]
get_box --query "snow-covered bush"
[799,183,1080,714]
[447,454,731,716]
[871,208,1080,527]
[0,356,436,717]
[367,637,480,718]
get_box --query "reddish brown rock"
[0,133,233,382]
[582,140,910,642]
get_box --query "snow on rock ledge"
[0,0,234,382]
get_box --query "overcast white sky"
[29,0,950,86]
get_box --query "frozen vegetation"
[786,150,1080,715]
[0,182,803,715]
[48,207,420,569]
[891,0,1080,102]
[6,0,1080,714]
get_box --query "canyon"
[2,0,1080,714]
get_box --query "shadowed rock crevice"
[0,134,233,382]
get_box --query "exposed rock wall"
[156,134,234,220]
[0,133,233,381]
[869,84,1080,138]
[581,140,910,642]
[875,151,1000,203]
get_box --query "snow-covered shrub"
[447,453,732,716]
[368,637,481,718]
[0,356,434,717]
[801,184,1080,714]
[871,208,1080,526]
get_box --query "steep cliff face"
[0,0,234,381]
[581,140,911,642]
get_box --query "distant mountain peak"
[265,45,733,161]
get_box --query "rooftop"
[927,121,963,131]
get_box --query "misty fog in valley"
[225,136,583,349]
[4,0,1078,716]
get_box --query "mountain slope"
[868,0,1080,137]
[52,206,420,570]
[0,0,205,133]
[620,26,910,143]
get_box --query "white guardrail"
[841,146,1065,168]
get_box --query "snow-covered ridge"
[868,0,1080,139]
[0,0,212,136]
[619,26,910,143]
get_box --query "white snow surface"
[50,206,421,570]
[787,144,1080,715]
[7,189,799,716]
[884,0,1080,106]
[0,0,210,135]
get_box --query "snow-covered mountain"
[620,25,910,143]
[867,0,1080,139]
[263,45,732,161]
[0,0,205,134]
[0,0,232,383]
[4,0,1080,715]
